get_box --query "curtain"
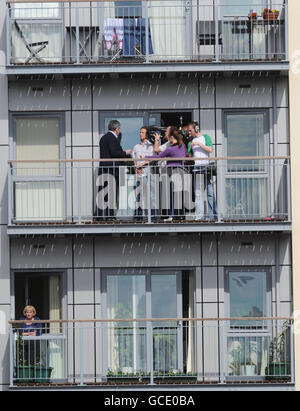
[107,276,118,373]
[187,271,195,373]
[148,0,186,59]
[48,275,64,380]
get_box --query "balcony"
[9,317,294,389]
[7,157,291,235]
[5,1,289,76]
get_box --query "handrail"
[8,156,291,164]
[9,316,293,324]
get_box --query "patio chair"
[13,20,49,63]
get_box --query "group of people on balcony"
[96,119,217,222]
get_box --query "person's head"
[188,121,200,138]
[23,306,36,320]
[169,126,183,147]
[108,120,121,136]
[140,126,149,143]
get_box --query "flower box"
[262,10,279,21]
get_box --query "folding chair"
[14,20,49,63]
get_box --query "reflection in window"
[226,112,266,171]
[228,270,268,327]
[222,0,267,16]
[115,1,142,18]
[104,116,145,151]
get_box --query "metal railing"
[9,317,294,386]
[6,1,288,65]
[8,157,291,226]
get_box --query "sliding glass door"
[101,270,182,377]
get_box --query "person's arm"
[146,146,171,159]
[191,135,213,153]
[153,132,162,154]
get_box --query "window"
[12,114,65,222]
[225,112,267,171]
[115,1,142,18]
[224,111,269,219]
[222,0,268,16]
[225,268,271,378]
[101,270,194,377]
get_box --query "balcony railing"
[10,317,294,387]
[6,1,288,66]
[8,157,291,228]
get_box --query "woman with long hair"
[144,126,187,221]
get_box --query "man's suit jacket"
[99,131,128,170]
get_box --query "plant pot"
[265,362,289,380]
[33,366,53,383]
[241,365,256,377]
[15,365,35,383]
[263,12,279,21]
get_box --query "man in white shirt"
[132,127,157,219]
[188,122,217,220]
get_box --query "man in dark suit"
[96,120,132,220]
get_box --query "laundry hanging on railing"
[104,18,124,50]
[104,17,153,56]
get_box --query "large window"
[224,111,269,219]
[225,268,271,378]
[12,114,65,222]
[101,270,194,377]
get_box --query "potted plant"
[14,335,35,383]
[14,334,53,383]
[248,11,258,21]
[241,361,256,377]
[106,369,148,383]
[266,321,290,381]
[262,8,279,21]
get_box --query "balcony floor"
[6,60,290,77]
[10,380,294,391]
[7,219,292,236]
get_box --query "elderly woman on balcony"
[18,305,42,365]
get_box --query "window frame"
[224,266,272,333]
[10,112,66,222]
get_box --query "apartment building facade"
[0,0,296,390]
